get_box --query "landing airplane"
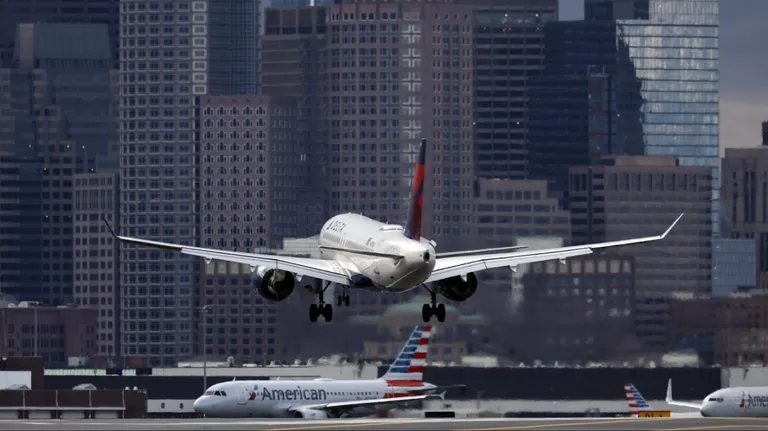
[103,138,684,323]
[666,378,768,418]
[192,325,462,418]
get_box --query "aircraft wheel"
[323,303,333,322]
[421,303,432,323]
[336,295,342,306]
[344,295,350,306]
[309,303,319,322]
[435,303,446,322]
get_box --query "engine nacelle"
[251,266,296,301]
[291,407,329,419]
[436,272,478,302]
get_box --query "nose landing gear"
[421,284,446,323]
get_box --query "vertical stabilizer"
[403,138,427,240]
[379,325,432,386]
[625,383,652,417]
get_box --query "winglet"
[102,212,117,237]
[661,213,684,239]
[666,379,673,403]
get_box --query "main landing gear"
[336,285,350,307]
[309,282,350,322]
[421,284,446,323]
[309,281,333,323]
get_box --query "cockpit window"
[204,391,214,396]
[706,397,724,402]
[220,391,227,396]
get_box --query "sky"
[558,0,768,156]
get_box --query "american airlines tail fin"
[624,383,653,417]
[403,138,426,241]
[379,325,432,385]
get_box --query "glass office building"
[585,0,720,235]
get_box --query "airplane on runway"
[629,379,768,417]
[192,325,463,418]
[103,138,684,323]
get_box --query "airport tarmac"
[1,417,768,431]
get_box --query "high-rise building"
[262,5,328,236]
[583,0,720,235]
[73,171,120,359]
[472,1,557,181]
[199,94,300,363]
[0,23,114,305]
[721,146,768,292]
[569,155,713,346]
[0,0,120,67]
[119,0,259,366]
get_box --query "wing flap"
[288,394,430,413]
[427,213,683,283]
[103,215,351,285]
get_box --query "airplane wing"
[287,394,432,416]
[101,215,352,286]
[425,213,684,284]
[666,379,702,410]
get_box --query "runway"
[1,417,768,431]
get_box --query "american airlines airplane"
[630,379,768,418]
[192,325,461,418]
[103,138,684,323]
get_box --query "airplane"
[666,378,768,418]
[102,137,684,323]
[192,325,463,418]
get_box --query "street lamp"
[200,305,212,393]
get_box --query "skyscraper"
[119,0,259,366]
[0,23,114,305]
[0,0,120,67]
[584,0,720,235]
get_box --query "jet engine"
[291,407,330,419]
[251,266,296,301]
[436,272,478,302]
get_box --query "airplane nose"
[193,397,204,413]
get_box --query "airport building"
[569,155,713,347]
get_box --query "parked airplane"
[665,378,768,417]
[103,138,684,323]
[192,325,462,418]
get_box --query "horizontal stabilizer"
[436,245,528,258]
[318,246,405,260]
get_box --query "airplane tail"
[403,138,426,241]
[379,325,432,386]
[625,383,652,417]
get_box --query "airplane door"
[237,385,250,405]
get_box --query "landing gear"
[421,285,446,323]
[336,286,350,307]
[309,282,333,322]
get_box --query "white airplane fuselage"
[193,379,435,418]
[698,387,768,417]
[317,213,436,292]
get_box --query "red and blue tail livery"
[404,138,427,241]
[380,325,432,386]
